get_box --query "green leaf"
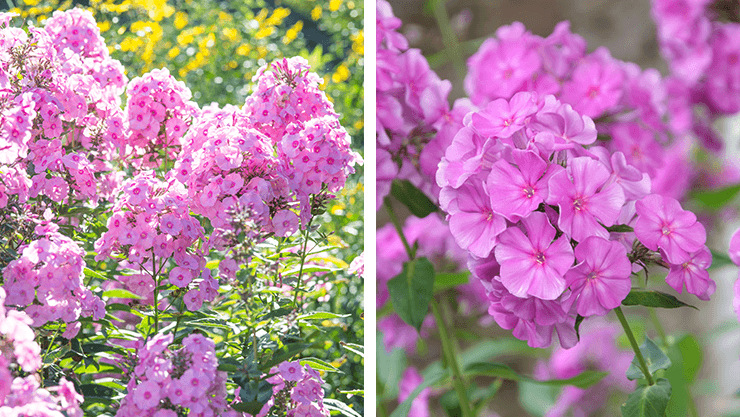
[257,307,293,321]
[690,183,740,210]
[464,362,608,389]
[262,343,312,370]
[297,311,351,320]
[390,179,438,218]
[83,267,107,282]
[622,289,697,310]
[387,257,435,331]
[299,357,343,373]
[606,224,635,233]
[341,342,364,358]
[102,288,143,300]
[709,249,733,269]
[664,334,703,416]
[434,272,469,293]
[574,314,585,341]
[323,398,363,417]
[621,378,672,417]
[339,389,364,396]
[79,384,119,404]
[389,370,449,417]
[626,338,672,381]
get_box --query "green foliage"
[626,338,672,381]
[387,257,436,331]
[621,378,672,417]
[622,289,698,310]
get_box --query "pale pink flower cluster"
[124,68,199,168]
[2,221,104,338]
[94,172,219,310]
[0,288,83,416]
[177,58,360,240]
[116,333,230,417]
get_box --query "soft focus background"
[379,0,740,416]
[3,0,365,413]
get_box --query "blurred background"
[378,0,740,416]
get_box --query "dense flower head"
[115,333,229,417]
[2,222,104,335]
[124,67,199,168]
[94,172,218,311]
[254,362,329,417]
[0,288,84,415]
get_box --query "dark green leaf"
[575,314,585,341]
[690,183,740,210]
[621,378,672,417]
[607,224,635,233]
[323,398,363,417]
[434,272,469,293]
[626,338,672,381]
[79,384,119,404]
[257,307,293,321]
[622,289,697,310]
[387,257,435,331]
[297,312,351,320]
[710,249,733,269]
[262,343,312,370]
[390,179,438,218]
[665,334,703,416]
[234,379,274,415]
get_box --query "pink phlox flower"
[273,209,300,237]
[565,236,632,317]
[469,91,537,139]
[494,211,574,300]
[665,247,714,300]
[487,149,563,222]
[278,361,305,382]
[529,101,597,151]
[634,194,706,264]
[444,177,507,259]
[589,147,651,201]
[133,380,162,410]
[398,367,431,417]
[184,289,204,311]
[546,156,626,241]
[560,48,624,118]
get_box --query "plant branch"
[615,306,654,385]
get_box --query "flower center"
[534,252,546,265]
[523,186,535,199]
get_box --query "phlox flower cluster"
[247,361,328,417]
[94,172,219,311]
[0,10,128,208]
[0,288,83,416]
[176,57,360,242]
[534,319,634,416]
[2,221,104,338]
[377,214,483,353]
[124,67,199,168]
[116,333,230,417]
[442,91,714,348]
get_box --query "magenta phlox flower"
[278,361,306,382]
[730,227,740,266]
[398,367,431,417]
[487,149,563,222]
[589,147,651,201]
[469,91,537,139]
[560,49,624,118]
[634,194,706,264]
[706,23,740,114]
[529,101,597,152]
[377,314,434,353]
[445,177,507,259]
[665,247,714,300]
[494,211,574,300]
[546,157,626,241]
[541,21,587,79]
[565,236,632,317]
[609,122,665,178]
[436,126,504,189]
[464,22,542,105]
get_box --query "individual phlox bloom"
[278,361,305,382]
[291,404,327,417]
[634,194,706,264]
[494,211,574,300]
[665,247,714,300]
[134,380,162,410]
[169,266,193,288]
[184,289,204,311]
[273,210,300,237]
[547,156,626,242]
[469,91,537,139]
[565,236,632,317]
[445,178,506,258]
[560,49,624,118]
[487,150,563,222]
[529,101,597,151]
[589,147,651,202]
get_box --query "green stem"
[615,306,654,385]
[293,216,314,311]
[432,299,473,417]
[152,251,159,334]
[431,0,466,80]
[649,308,668,346]
[384,199,414,260]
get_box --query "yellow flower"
[23,0,40,5]
[97,21,111,32]
[120,37,144,52]
[351,30,364,55]
[236,44,252,56]
[265,7,290,26]
[221,27,239,42]
[167,46,180,58]
[311,6,322,21]
[353,120,364,130]
[254,8,268,23]
[255,26,274,40]
[329,0,341,12]
[282,20,302,45]
[174,11,188,30]
[332,64,350,83]
[218,11,232,22]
